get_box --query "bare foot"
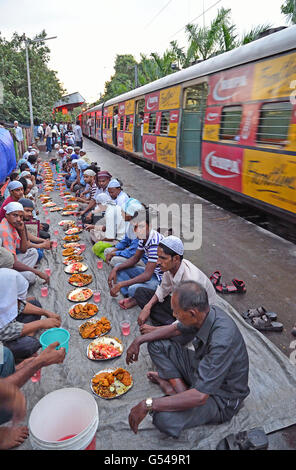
[147,371,176,396]
[140,324,158,335]
[0,426,29,449]
[119,298,137,309]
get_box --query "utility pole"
[25,41,34,141]
[134,65,139,88]
[24,35,57,142]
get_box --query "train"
[79,25,296,222]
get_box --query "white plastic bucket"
[28,388,98,450]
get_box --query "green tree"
[281,0,296,23]
[101,54,138,102]
[0,30,65,124]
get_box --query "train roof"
[84,25,296,114]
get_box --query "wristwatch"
[145,397,153,414]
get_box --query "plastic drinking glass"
[31,369,42,383]
[93,292,101,303]
[41,286,48,297]
[52,240,58,248]
[120,320,131,336]
[80,243,86,252]
[46,218,51,224]
[97,260,103,269]
[54,230,59,236]
[45,268,51,276]
[44,210,48,215]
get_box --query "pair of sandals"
[210,271,246,294]
[242,306,283,332]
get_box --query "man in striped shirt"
[108,210,164,309]
[75,170,98,204]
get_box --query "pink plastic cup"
[80,243,86,252]
[51,240,58,248]
[120,320,131,336]
[97,260,103,269]
[31,369,42,383]
[46,218,51,224]
[41,286,48,297]
[54,230,59,236]
[93,292,101,303]
[44,210,49,215]
[45,268,51,276]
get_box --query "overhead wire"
[169,0,223,38]
[145,0,174,29]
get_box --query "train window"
[125,115,130,131]
[149,113,157,134]
[219,106,242,141]
[257,102,292,146]
[183,83,208,112]
[120,116,124,130]
[160,111,170,135]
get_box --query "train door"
[134,99,145,152]
[179,82,208,173]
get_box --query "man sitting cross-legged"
[135,236,217,335]
[126,281,250,438]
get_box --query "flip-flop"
[215,283,238,294]
[245,314,283,332]
[242,306,277,322]
[232,278,247,293]
[210,271,222,287]
[216,428,268,450]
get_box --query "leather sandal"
[245,314,283,332]
[216,427,269,450]
[242,306,277,322]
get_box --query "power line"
[145,0,174,29]
[169,0,223,39]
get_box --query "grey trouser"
[16,248,39,284]
[104,247,146,268]
[148,339,242,438]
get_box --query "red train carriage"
[82,26,296,222]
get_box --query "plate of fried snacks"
[68,273,93,287]
[79,317,111,339]
[62,247,81,257]
[69,302,98,319]
[49,207,63,212]
[58,220,75,226]
[43,202,56,207]
[91,368,133,399]
[63,255,84,265]
[65,262,87,274]
[67,287,93,302]
[61,211,76,216]
[64,204,79,210]
[65,227,82,235]
[87,336,123,361]
[63,242,81,248]
[63,234,80,242]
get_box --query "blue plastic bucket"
[40,328,70,354]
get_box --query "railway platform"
[17,138,296,450]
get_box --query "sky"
[0,0,289,104]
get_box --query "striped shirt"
[137,229,164,281]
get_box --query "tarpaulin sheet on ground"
[0,128,16,183]
[16,145,296,450]
[18,198,296,450]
